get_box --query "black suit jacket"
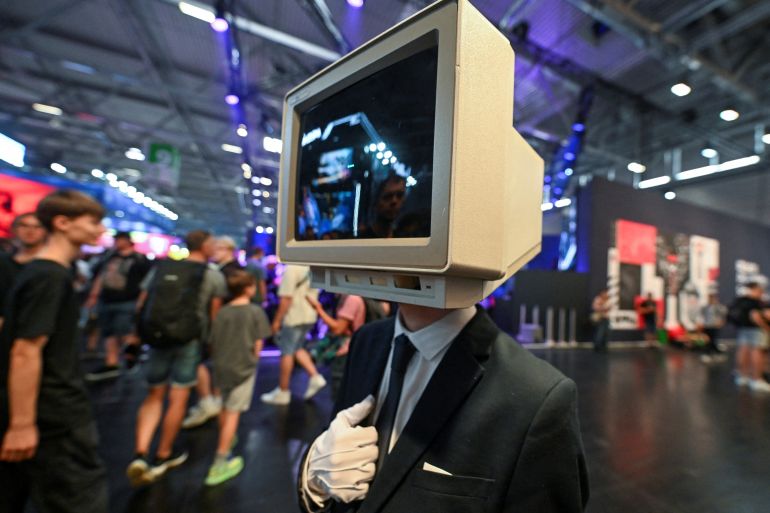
[301,307,589,513]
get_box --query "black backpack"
[139,260,207,347]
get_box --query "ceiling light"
[256,226,264,234]
[221,143,242,154]
[384,150,393,159]
[253,199,261,206]
[263,191,270,198]
[125,147,145,161]
[700,148,717,159]
[676,155,760,181]
[266,227,274,234]
[762,133,770,145]
[32,103,63,116]
[211,17,229,32]
[236,125,248,137]
[377,142,386,151]
[627,162,646,173]
[638,175,671,189]
[670,83,691,97]
[376,152,384,159]
[50,162,66,174]
[105,172,117,182]
[91,168,104,178]
[225,94,239,106]
[263,137,282,154]
[347,0,364,7]
[540,202,554,211]
[260,177,272,186]
[564,167,574,176]
[554,198,572,208]
[178,2,215,23]
[664,191,676,200]
[719,109,739,121]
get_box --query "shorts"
[221,373,256,412]
[97,301,136,337]
[0,423,108,513]
[276,324,314,355]
[736,327,768,349]
[643,317,657,334]
[145,340,200,388]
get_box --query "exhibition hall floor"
[88,346,770,513]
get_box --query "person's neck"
[187,252,207,263]
[117,247,134,257]
[35,234,78,267]
[230,295,250,306]
[14,243,44,264]
[397,304,455,332]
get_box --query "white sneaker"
[261,387,291,405]
[735,374,750,387]
[182,397,221,429]
[749,379,770,393]
[304,374,327,400]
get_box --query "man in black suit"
[298,303,589,512]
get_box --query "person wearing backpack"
[731,282,770,392]
[126,230,226,486]
[84,232,151,381]
[307,294,391,398]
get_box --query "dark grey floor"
[87,346,770,513]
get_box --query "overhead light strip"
[675,155,761,181]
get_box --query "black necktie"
[375,334,416,474]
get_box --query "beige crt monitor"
[276,0,543,308]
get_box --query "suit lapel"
[358,308,497,513]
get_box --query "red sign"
[0,174,55,238]
[616,219,657,266]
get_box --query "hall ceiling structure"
[1,0,769,239]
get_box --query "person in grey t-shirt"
[697,293,728,363]
[206,270,271,485]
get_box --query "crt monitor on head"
[277,0,544,308]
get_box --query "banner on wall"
[606,219,719,332]
[146,142,181,191]
[0,174,56,238]
[735,260,767,296]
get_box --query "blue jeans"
[276,324,314,355]
[593,319,610,351]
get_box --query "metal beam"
[660,0,730,33]
[562,0,761,105]
[296,0,351,54]
[689,1,770,52]
[0,0,91,43]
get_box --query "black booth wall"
[577,177,770,339]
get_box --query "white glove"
[304,395,379,505]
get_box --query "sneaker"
[85,365,121,382]
[749,379,770,393]
[149,450,189,480]
[304,374,327,400]
[261,387,291,405]
[205,456,244,486]
[182,397,221,429]
[735,374,751,387]
[126,455,152,487]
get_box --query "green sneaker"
[205,456,244,486]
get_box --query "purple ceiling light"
[211,17,229,32]
[347,0,364,7]
[225,94,239,106]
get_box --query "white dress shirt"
[374,306,477,453]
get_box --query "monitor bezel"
[278,1,457,272]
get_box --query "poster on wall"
[735,260,767,297]
[606,219,719,333]
[0,174,56,238]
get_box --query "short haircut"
[36,190,105,232]
[185,230,211,252]
[114,231,133,243]
[745,281,761,290]
[217,236,237,250]
[251,246,265,257]
[227,269,256,298]
[11,212,41,230]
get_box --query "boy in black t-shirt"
[0,190,108,513]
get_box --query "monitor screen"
[295,43,438,241]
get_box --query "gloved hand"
[306,395,379,504]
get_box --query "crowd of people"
[0,189,391,512]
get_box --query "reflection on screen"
[295,44,438,240]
